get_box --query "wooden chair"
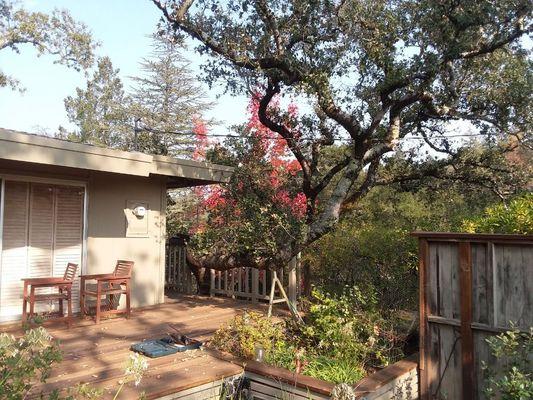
[80,260,134,324]
[22,263,78,327]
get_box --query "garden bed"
[206,349,418,400]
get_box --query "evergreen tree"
[61,56,131,149]
[129,34,212,156]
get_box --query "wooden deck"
[1,295,274,399]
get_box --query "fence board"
[472,243,491,325]
[165,242,196,294]
[416,232,533,400]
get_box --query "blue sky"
[0,0,248,136]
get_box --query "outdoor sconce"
[132,205,147,218]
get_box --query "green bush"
[462,194,533,234]
[482,327,533,399]
[212,288,409,385]
[0,327,62,400]
[211,311,284,359]
[297,288,406,370]
[303,185,495,311]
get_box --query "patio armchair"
[80,260,134,324]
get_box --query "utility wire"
[138,124,491,143]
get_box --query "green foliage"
[211,311,284,359]
[61,56,131,149]
[305,184,495,309]
[302,356,366,384]
[155,0,532,256]
[0,0,96,90]
[0,327,62,399]
[298,288,406,370]
[61,33,210,157]
[129,34,212,157]
[482,328,533,400]
[462,194,533,234]
[212,289,409,384]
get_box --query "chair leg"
[22,283,28,325]
[67,290,73,328]
[29,287,35,322]
[95,281,101,324]
[59,288,64,316]
[126,281,131,319]
[80,278,85,317]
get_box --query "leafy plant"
[482,327,533,400]
[463,194,533,234]
[302,356,365,384]
[212,289,408,385]
[0,327,62,399]
[211,311,284,359]
[297,288,406,371]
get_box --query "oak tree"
[0,0,96,90]
[154,0,532,269]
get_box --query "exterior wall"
[86,172,167,308]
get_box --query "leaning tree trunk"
[186,251,211,295]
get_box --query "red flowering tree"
[186,95,307,277]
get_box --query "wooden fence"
[209,256,299,307]
[165,237,196,294]
[415,232,533,400]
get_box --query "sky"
[0,0,248,136]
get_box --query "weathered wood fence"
[165,236,196,294]
[209,255,299,306]
[165,236,299,308]
[415,232,532,400]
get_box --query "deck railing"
[165,239,196,294]
[209,256,299,307]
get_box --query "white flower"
[125,353,149,386]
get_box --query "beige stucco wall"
[86,172,167,308]
[0,159,171,312]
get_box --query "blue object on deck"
[131,336,202,358]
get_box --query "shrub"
[211,311,284,359]
[0,327,62,399]
[482,327,533,400]
[462,194,533,234]
[212,289,409,385]
[297,288,406,370]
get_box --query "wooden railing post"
[210,269,215,297]
[288,255,298,307]
[251,268,259,303]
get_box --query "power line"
[139,124,492,143]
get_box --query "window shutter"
[0,181,29,319]
[28,184,55,278]
[53,186,84,312]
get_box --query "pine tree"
[61,56,131,149]
[129,34,212,156]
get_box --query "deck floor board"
[1,295,272,399]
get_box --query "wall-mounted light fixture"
[132,205,147,218]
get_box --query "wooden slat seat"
[33,293,70,301]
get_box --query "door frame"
[0,174,88,319]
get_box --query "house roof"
[0,128,233,187]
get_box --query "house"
[0,128,233,322]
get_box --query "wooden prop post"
[267,270,303,324]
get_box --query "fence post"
[251,268,259,303]
[288,255,298,308]
[210,269,215,297]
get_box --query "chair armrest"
[82,273,115,280]
[95,276,130,282]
